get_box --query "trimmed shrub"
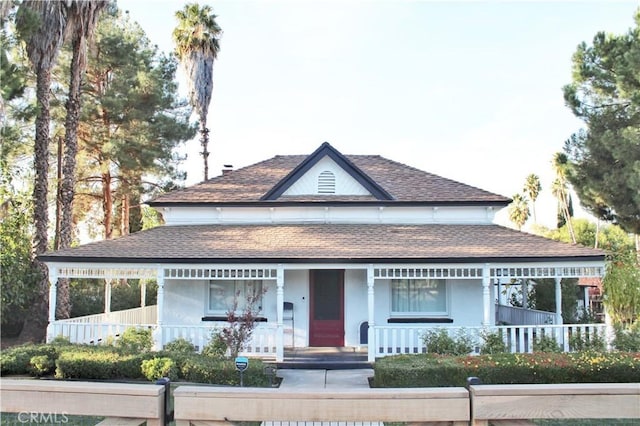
[141,357,178,381]
[55,348,152,380]
[28,355,56,377]
[164,338,197,354]
[373,352,640,387]
[115,327,153,353]
[422,329,473,355]
[1,344,58,375]
[179,355,270,386]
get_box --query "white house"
[40,143,605,362]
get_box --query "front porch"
[50,304,608,361]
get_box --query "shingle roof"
[150,154,510,205]
[40,224,603,264]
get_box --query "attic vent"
[318,170,336,194]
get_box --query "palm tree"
[16,0,70,340]
[523,173,541,224]
[508,193,530,231]
[55,0,108,318]
[552,152,576,243]
[173,3,222,181]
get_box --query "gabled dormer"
[261,142,394,200]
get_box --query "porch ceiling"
[39,223,603,264]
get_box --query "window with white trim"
[208,280,263,314]
[318,170,336,194]
[391,279,447,315]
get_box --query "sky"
[118,0,638,228]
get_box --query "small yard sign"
[235,356,249,372]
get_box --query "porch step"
[278,347,372,370]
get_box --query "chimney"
[222,164,233,176]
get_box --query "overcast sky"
[118,0,638,228]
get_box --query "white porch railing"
[56,305,157,325]
[495,304,555,325]
[373,324,607,357]
[162,323,278,357]
[50,322,156,345]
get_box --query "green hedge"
[373,352,640,387]
[1,343,273,387]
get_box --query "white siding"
[283,156,371,196]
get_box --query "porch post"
[140,280,146,308]
[482,264,491,326]
[276,264,284,362]
[104,279,112,313]
[522,279,528,308]
[46,267,58,343]
[155,268,165,349]
[367,264,375,363]
[555,276,563,325]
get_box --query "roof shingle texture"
[41,224,603,263]
[150,155,510,204]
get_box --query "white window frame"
[207,280,264,315]
[390,278,449,317]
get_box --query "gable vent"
[318,170,336,194]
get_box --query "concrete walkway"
[277,369,373,389]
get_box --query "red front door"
[309,269,344,347]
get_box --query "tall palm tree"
[55,0,108,318]
[173,3,222,181]
[16,0,69,340]
[552,152,576,244]
[508,193,530,231]
[523,173,541,225]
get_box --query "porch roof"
[39,223,603,264]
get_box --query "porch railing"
[162,323,278,357]
[49,322,156,345]
[373,324,607,357]
[56,305,157,325]
[495,304,555,325]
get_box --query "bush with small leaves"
[533,333,562,353]
[422,329,473,356]
[202,332,228,358]
[141,357,178,381]
[164,337,197,354]
[569,329,606,352]
[480,330,508,354]
[613,323,640,352]
[28,355,55,376]
[115,327,153,353]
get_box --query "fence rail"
[2,379,637,425]
[495,304,555,325]
[0,379,165,426]
[56,305,157,325]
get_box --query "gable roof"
[261,142,393,200]
[40,223,604,264]
[150,143,510,206]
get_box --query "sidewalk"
[277,369,373,389]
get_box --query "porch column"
[140,280,147,308]
[555,276,563,325]
[46,267,58,342]
[276,264,284,362]
[104,279,112,313]
[155,268,165,349]
[367,265,375,363]
[482,264,491,326]
[522,279,528,308]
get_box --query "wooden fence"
[1,379,638,426]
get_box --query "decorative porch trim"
[164,267,278,280]
[56,266,157,279]
[374,266,484,279]
[490,265,604,279]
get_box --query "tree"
[173,3,222,182]
[508,193,530,231]
[16,0,70,341]
[527,278,580,324]
[78,9,195,239]
[551,152,576,243]
[54,0,108,319]
[603,261,640,326]
[563,11,640,258]
[523,173,541,224]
